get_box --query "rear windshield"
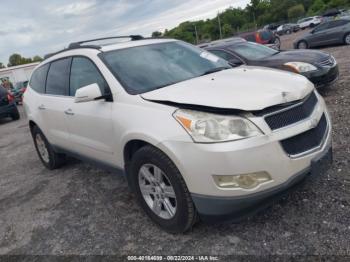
[101,41,229,94]
[229,42,278,60]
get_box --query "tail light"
[7,92,14,103]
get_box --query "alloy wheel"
[345,34,350,45]
[36,134,49,163]
[138,164,177,219]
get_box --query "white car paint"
[142,66,314,111]
[24,39,331,200]
[298,16,322,29]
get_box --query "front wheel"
[344,33,350,45]
[11,108,20,120]
[129,145,198,233]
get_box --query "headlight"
[284,62,317,73]
[173,109,262,143]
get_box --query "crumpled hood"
[141,66,314,111]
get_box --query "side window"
[328,20,348,28]
[314,23,329,32]
[209,50,234,61]
[70,57,109,96]
[29,64,49,94]
[46,58,71,96]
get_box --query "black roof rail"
[44,35,145,60]
[68,35,144,48]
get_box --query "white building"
[0,62,40,84]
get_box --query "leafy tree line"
[152,0,350,44]
[0,54,43,69]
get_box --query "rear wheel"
[274,37,281,50]
[31,126,66,170]
[297,41,308,49]
[310,23,315,28]
[344,33,350,45]
[129,145,198,233]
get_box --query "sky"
[0,0,249,65]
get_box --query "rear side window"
[46,58,71,96]
[29,64,49,94]
[69,57,109,96]
[329,20,348,28]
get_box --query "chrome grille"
[318,56,335,67]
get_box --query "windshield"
[101,41,230,94]
[228,42,279,60]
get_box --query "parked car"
[294,19,350,49]
[298,16,322,29]
[276,24,300,35]
[0,85,20,121]
[238,29,281,50]
[263,23,281,31]
[202,38,339,88]
[11,81,28,104]
[24,36,332,233]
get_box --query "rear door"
[308,23,330,47]
[64,56,115,163]
[40,57,73,149]
[325,20,350,44]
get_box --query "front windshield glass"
[229,42,278,60]
[102,41,230,94]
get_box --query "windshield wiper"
[201,67,231,76]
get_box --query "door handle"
[38,104,46,110]
[64,109,74,116]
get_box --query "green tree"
[151,31,162,38]
[308,0,326,15]
[32,55,43,62]
[0,63,5,69]
[288,4,306,19]
[222,24,233,37]
[8,54,22,67]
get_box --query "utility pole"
[194,25,199,44]
[218,12,222,39]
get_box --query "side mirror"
[228,59,243,67]
[74,83,102,103]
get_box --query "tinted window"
[328,20,348,28]
[259,31,272,41]
[314,23,329,32]
[29,64,49,94]
[70,57,109,96]
[244,34,256,42]
[102,41,229,94]
[228,42,278,60]
[209,50,234,61]
[46,58,71,96]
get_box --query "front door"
[64,56,115,163]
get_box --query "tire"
[11,108,20,120]
[310,23,315,28]
[344,33,350,45]
[129,145,198,233]
[31,126,66,170]
[274,37,281,50]
[297,41,308,49]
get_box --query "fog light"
[213,172,272,189]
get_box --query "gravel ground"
[0,32,349,259]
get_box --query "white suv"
[24,36,332,233]
[298,16,322,29]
